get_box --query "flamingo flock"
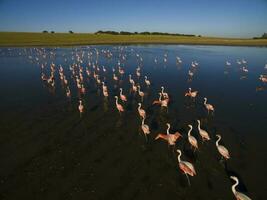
[29,46,257,199]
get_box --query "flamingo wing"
[236,192,252,200]
[179,161,196,176]
[218,145,230,159]
[174,132,182,140]
[155,133,168,141]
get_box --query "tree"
[262,33,267,38]
[51,31,55,34]
[42,30,48,33]
[69,30,74,34]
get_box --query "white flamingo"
[188,125,198,151]
[230,176,252,200]
[197,120,210,142]
[216,134,230,160]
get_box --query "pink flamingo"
[138,103,146,118]
[185,88,198,98]
[204,97,215,114]
[161,86,169,99]
[119,88,127,102]
[141,116,150,140]
[137,85,144,102]
[115,96,124,114]
[155,123,182,146]
[78,100,84,116]
[152,93,162,105]
[176,149,196,186]
[259,75,267,83]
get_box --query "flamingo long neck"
[167,126,170,135]
[159,94,162,101]
[204,98,207,105]
[197,121,201,130]
[120,89,122,96]
[115,98,118,106]
[138,87,141,93]
[188,127,192,137]
[138,104,141,111]
[216,136,221,147]
[177,152,181,163]
[161,87,164,94]
[231,179,238,194]
[142,118,145,125]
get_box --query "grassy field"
[1,32,267,47]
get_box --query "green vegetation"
[0,32,267,47]
[253,33,267,39]
[95,30,196,37]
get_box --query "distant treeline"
[95,30,198,37]
[253,33,267,39]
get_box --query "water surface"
[0,45,266,200]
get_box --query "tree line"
[95,30,198,37]
[253,33,267,39]
[41,30,200,37]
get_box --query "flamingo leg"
[185,173,191,186]
[144,134,148,142]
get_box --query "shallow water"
[0,45,266,200]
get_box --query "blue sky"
[0,0,266,38]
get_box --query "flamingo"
[160,95,169,110]
[138,103,146,118]
[204,97,215,114]
[141,116,150,140]
[185,88,198,98]
[188,70,194,77]
[176,149,196,186]
[152,93,162,105]
[119,88,127,102]
[66,87,71,97]
[259,75,267,83]
[188,125,198,151]
[103,89,109,97]
[78,100,84,116]
[152,93,169,110]
[230,176,252,200]
[144,76,151,86]
[132,81,137,93]
[137,85,144,102]
[113,73,118,81]
[216,134,230,160]
[226,61,231,66]
[102,82,107,92]
[242,67,248,73]
[129,74,134,84]
[197,120,210,142]
[115,96,124,114]
[155,123,182,146]
[161,86,169,99]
